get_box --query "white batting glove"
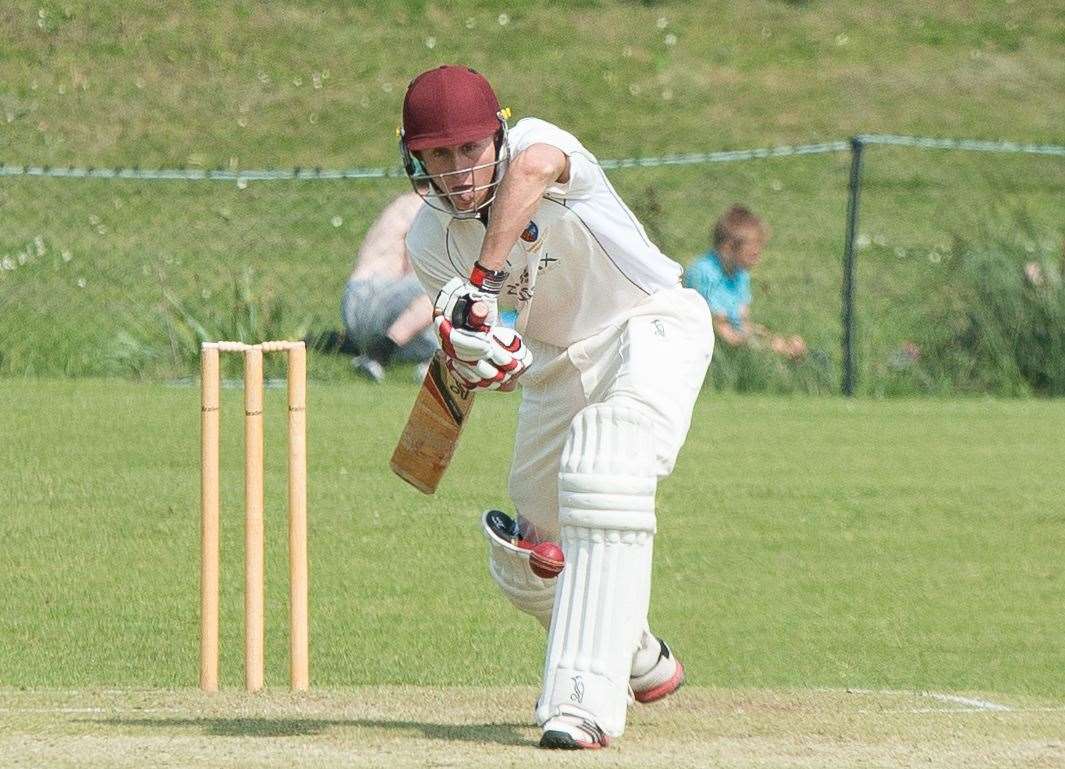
[434,276,499,330]
[433,276,532,390]
[441,326,532,390]
[486,327,532,391]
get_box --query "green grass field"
[2,380,1064,764]
[3,2,1065,765]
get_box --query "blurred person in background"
[341,191,438,382]
[684,204,807,360]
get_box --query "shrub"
[915,221,1065,396]
[105,267,315,377]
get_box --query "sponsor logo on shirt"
[506,254,558,302]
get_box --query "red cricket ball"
[529,541,565,579]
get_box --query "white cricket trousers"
[508,287,714,539]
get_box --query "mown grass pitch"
[2,687,1062,768]
[2,380,1064,764]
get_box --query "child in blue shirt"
[683,205,806,359]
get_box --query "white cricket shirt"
[406,117,682,349]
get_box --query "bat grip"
[452,297,490,332]
[466,301,489,332]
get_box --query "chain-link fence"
[2,135,1062,392]
[845,136,1065,396]
[0,173,410,380]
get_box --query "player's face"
[419,136,498,212]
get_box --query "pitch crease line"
[827,687,1013,712]
[923,692,1011,711]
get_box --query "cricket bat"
[391,294,494,493]
[390,351,475,493]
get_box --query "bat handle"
[465,300,490,332]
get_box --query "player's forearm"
[477,147,567,273]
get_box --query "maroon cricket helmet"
[402,65,502,151]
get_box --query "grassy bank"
[1,1,1063,390]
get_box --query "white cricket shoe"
[539,711,609,750]
[630,633,685,703]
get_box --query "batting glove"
[433,275,532,390]
[433,266,506,330]
[440,325,532,390]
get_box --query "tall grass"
[107,268,315,378]
[707,345,836,395]
[900,217,1065,396]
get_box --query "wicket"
[200,340,308,693]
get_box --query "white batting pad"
[536,402,657,737]
[481,511,556,628]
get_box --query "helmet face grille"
[399,66,512,218]
[400,119,511,219]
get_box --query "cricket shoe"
[539,711,610,750]
[630,634,685,704]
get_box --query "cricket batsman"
[399,65,714,749]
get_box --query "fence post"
[841,136,865,396]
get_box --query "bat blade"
[390,351,475,494]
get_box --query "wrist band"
[470,261,509,294]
